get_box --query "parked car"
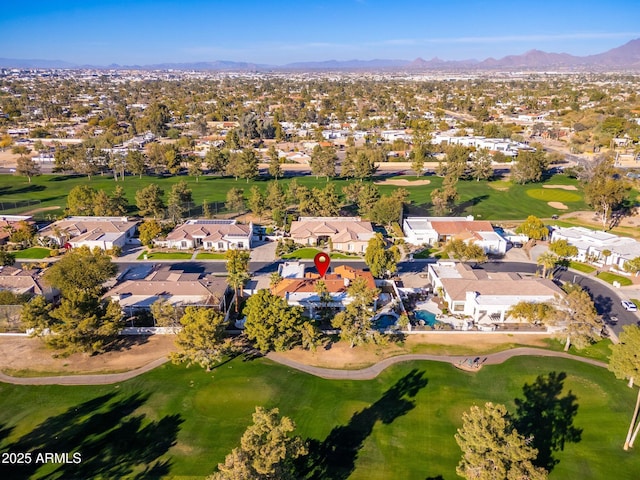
[621,300,637,312]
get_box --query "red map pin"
[314,252,331,278]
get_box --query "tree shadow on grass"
[452,195,490,216]
[2,391,183,479]
[299,369,428,480]
[513,371,582,472]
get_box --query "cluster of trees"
[66,184,129,216]
[21,246,122,355]
[508,284,602,351]
[444,239,488,264]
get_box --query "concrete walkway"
[0,348,607,385]
[0,357,170,386]
[266,348,607,380]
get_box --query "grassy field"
[281,247,360,260]
[136,251,193,260]
[0,173,590,221]
[596,271,634,286]
[11,247,52,259]
[195,252,226,260]
[0,355,638,479]
[568,261,597,274]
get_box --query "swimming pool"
[374,314,398,329]
[414,310,438,327]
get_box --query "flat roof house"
[157,219,252,251]
[428,261,563,324]
[550,226,640,271]
[289,217,374,253]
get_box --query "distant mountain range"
[3,38,640,71]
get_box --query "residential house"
[289,217,374,253]
[550,226,640,271]
[105,266,230,317]
[403,216,507,255]
[0,266,55,301]
[157,219,252,251]
[428,261,563,324]
[0,215,34,245]
[271,262,377,318]
[38,216,138,250]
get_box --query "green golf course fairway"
[0,355,638,479]
[0,173,587,220]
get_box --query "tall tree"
[43,246,117,298]
[149,298,182,327]
[511,147,549,184]
[267,145,282,179]
[66,185,97,216]
[455,402,548,480]
[516,216,548,242]
[243,289,309,352]
[537,251,559,278]
[469,149,493,181]
[430,176,458,215]
[608,325,640,450]
[331,278,380,348]
[225,249,250,313]
[248,186,266,219]
[364,233,401,278]
[170,307,231,371]
[310,145,337,180]
[205,148,229,175]
[582,157,629,230]
[548,240,578,259]
[167,180,193,222]
[135,183,165,218]
[210,407,307,480]
[138,219,163,247]
[552,288,602,351]
[15,155,40,183]
[125,150,146,178]
[20,295,54,337]
[225,188,245,213]
[265,181,287,212]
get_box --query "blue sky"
[2,0,640,65]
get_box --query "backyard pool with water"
[414,310,438,327]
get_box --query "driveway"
[250,240,277,263]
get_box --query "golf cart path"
[266,348,607,380]
[0,348,606,385]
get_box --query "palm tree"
[537,251,558,278]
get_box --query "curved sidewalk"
[266,348,607,380]
[0,357,170,386]
[0,348,606,385]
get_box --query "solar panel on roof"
[190,220,235,225]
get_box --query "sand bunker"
[548,201,569,210]
[543,184,578,191]
[375,179,431,186]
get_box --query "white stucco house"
[157,219,252,251]
[550,226,640,271]
[428,261,563,324]
[403,216,507,255]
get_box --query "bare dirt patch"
[548,201,568,210]
[374,179,431,186]
[0,335,176,375]
[543,184,578,191]
[276,333,551,369]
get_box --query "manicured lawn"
[569,261,596,273]
[413,247,443,259]
[195,252,226,260]
[596,271,633,286]
[11,247,52,259]
[281,247,322,259]
[0,173,589,221]
[526,188,582,202]
[136,251,193,260]
[0,355,638,479]
[281,247,360,260]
